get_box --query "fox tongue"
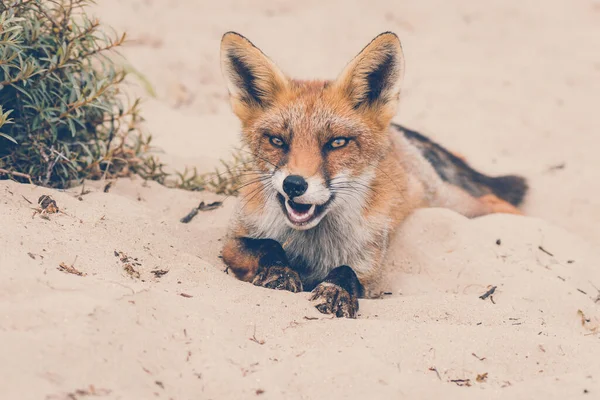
[285,200,316,223]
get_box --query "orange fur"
[479,194,524,215]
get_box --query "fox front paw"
[310,282,358,318]
[252,266,303,293]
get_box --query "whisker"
[213,175,272,205]
[232,176,272,194]
[329,186,365,201]
[232,146,278,169]
[371,164,407,203]
[329,163,407,204]
[240,181,273,213]
[239,183,266,205]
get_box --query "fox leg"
[221,237,303,292]
[310,266,364,318]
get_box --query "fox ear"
[220,32,288,118]
[334,32,404,114]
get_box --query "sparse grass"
[171,148,253,195]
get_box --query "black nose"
[283,175,308,198]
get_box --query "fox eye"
[327,137,349,150]
[269,136,285,148]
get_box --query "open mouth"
[285,200,316,224]
[277,194,331,227]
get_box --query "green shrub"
[0,0,166,187]
[0,0,252,196]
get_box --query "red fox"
[219,31,527,318]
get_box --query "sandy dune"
[2,0,600,399]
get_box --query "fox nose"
[283,175,308,198]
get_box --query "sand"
[1,0,600,398]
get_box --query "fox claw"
[310,282,358,318]
[252,266,303,293]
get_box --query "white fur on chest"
[239,171,390,287]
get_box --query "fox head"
[220,32,405,230]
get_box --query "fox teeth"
[285,202,316,224]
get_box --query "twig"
[151,269,169,278]
[199,201,223,211]
[78,181,91,198]
[450,379,471,387]
[57,256,86,276]
[479,286,497,300]
[538,246,554,257]
[547,163,566,172]
[249,326,265,345]
[428,367,441,380]
[589,281,600,303]
[180,201,223,223]
[0,168,32,182]
[21,195,33,204]
[180,208,199,224]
